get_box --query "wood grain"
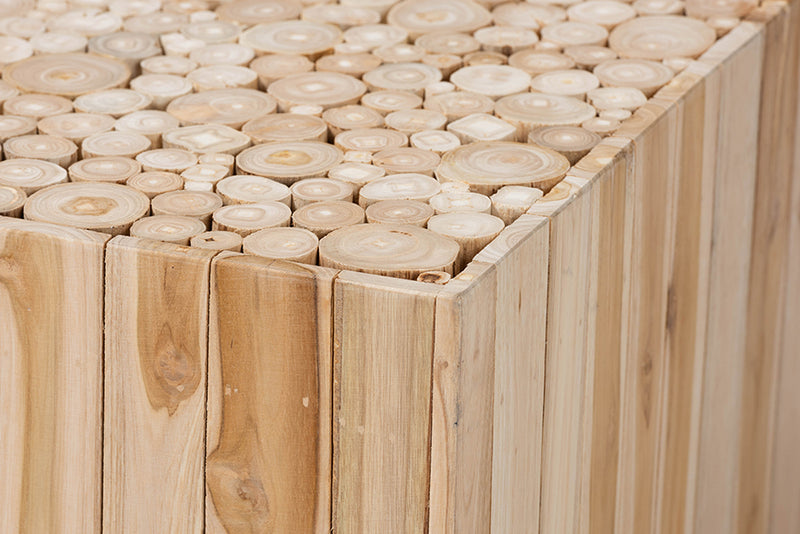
[207,255,336,534]
[0,217,109,533]
[103,236,217,533]
[333,271,439,533]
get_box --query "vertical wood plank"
[0,217,108,534]
[429,263,496,534]
[104,237,216,533]
[333,272,439,533]
[737,5,800,534]
[206,255,336,534]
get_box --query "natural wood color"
[334,128,408,153]
[126,171,183,199]
[363,62,442,96]
[358,173,441,208]
[361,90,422,115]
[3,94,72,120]
[236,141,343,185]
[373,147,440,176]
[162,124,252,156]
[0,185,25,217]
[0,115,36,141]
[0,217,109,533]
[384,109,447,136]
[81,131,152,160]
[130,215,207,245]
[3,53,130,96]
[333,271,440,531]
[490,185,544,225]
[0,158,67,194]
[151,190,222,227]
[207,255,335,534]
[268,72,366,112]
[190,230,242,252]
[38,113,115,144]
[103,236,215,533]
[4,134,78,167]
[428,212,505,272]
[69,156,141,184]
[211,202,291,237]
[243,113,328,144]
[292,200,366,238]
[364,199,434,227]
[242,227,319,263]
[290,178,353,210]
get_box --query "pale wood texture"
[0,217,109,533]
[333,271,439,532]
[103,236,216,533]
[207,255,335,534]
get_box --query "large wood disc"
[593,58,675,97]
[151,190,223,226]
[436,141,570,195]
[38,112,116,144]
[0,158,67,194]
[211,201,292,236]
[69,156,141,184]
[364,199,434,227]
[495,92,597,138]
[609,16,717,60]
[240,21,342,57]
[166,88,277,129]
[363,63,443,96]
[319,223,460,279]
[529,125,601,164]
[3,53,130,97]
[24,182,149,235]
[268,71,366,111]
[236,141,343,185]
[387,0,492,39]
[291,199,366,238]
[450,65,531,99]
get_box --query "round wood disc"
[3,53,130,97]
[587,86,648,111]
[593,58,675,97]
[126,171,184,199]
[236,141,343,185]
[344,23,409,51]
[495,92,597,137]
[362,63,443,96]
[529,125,602,164]
[166,88,277,129]
[531,69,600,99]
[334,128,408,153]
[387,0,492,39]
[372,147,440,176]
[140,55,198,76]
[81,131,151,159]
[216,0,302,25]
[508,50,576,75]
[162,124,252,155]
[69,156,141,183]
[0,183,26,217]
[24,182,149,235]
[4,94,73,120]
[190,230,243,252]
[242,113,328,144]
[136,148,198,173]
[240,21,342,56]
[0,158,67,194]
[415,32,479,56]
[450,65,531,99]
[424,91,495,122]
[268,71,366,112]
[38,112,116,144]
[242,227,319,263]
[290,177,353,209]
[212,201,292,236]
[436,141,571,195]
[541,21,609,47]
[492,3,566,28]
[609,16,717,60]
[114,110,180,147]
[567,1,637,29]
[0,115,36,142]
[151,190,223,225]
[73,89,152,118]
[5,134,78,167]
[30,32,88,55]
[361,90,423,115]
[130,215,207,245]
[358,173,441,207]
[319,223,460,279]
[291,199,366,238]
[216,174,291,206]
[364,199,434,227]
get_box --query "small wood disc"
[30,32,88,55]
[450,65,531,99]
[540,21,609,47]
[322,104,384,135]
[136,148,198,173]
[600,108,633,121]
[124,11,188,34]
[364,199,434,227]
[216,174,291,206]
[529,125,601,164]
[291,200,366,238]
[240,21,342,57]
[69,156,141,184]
[373,43,426,64]
[290,177,353,209]
[268,71,367,112]
[427,212,505,271]
[633,0,686,16]
[334,128,408,153]
[362,63,442,96]
[151,189,223,226]
[3,94,72,120]
[190,230,243,252]
[140,55,198,76]
[5,134,78,167]
[593,58,675,97]
[360,90,423,116]
[81,131,152,159]
[126,171,184,199]
[187,65,259,92]
[316,53,382,79]
[130,214,206,245]
[0,80,18,105]
[508,50,576,75]
[249,54,314,88]
[385,109,447,135]
[129,74,193,110]
[531,69,600,99]
[563,45,618,69]
[387,0,492,39]
[88,31,162,75]
[114,110,180,147]
[189,43,254,68]
[242,227,319,263]
[211,201,291,236]
[3,53,130,97]
[165,88,277,129]
[0,36,33,66]
[327,162,385,199]
[436,141,570,195]
[0,115,36,142]
[216,0,303,26]
[410,130,461,154]
[181,20,241,44]
[73,89,152,118]
[198,153,235,174]
[242,113,328,144]
[609,16,716,60]
[447,113,517,143]
[429,191,492,214]
[473,26,539,55]
[357,172,441,207]
[423,91,495,121]
[417,271,451,284]
[372,147,440,176]
[567,1,637,29]
[343,23,409,51]
[24,182,149,235]
[318,223,460,279]
[0,158,67,194]
[490,185,544,225]
[492,3,566,28]
[587,86,648,110]
[581,116,620,136]
[162,124,252,155]
[0,184,26,217]
[463,51,507,67]
[47,9,123,37]
[495,92,597,138]
[235,141,343,185]
[182,164,230,191]
[159,33,206,57]
[38,113,115,144]
[415,32,480,56]
[0,16,43,40]
[302,4,381,29]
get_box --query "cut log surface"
[0,158,68,194]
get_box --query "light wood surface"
[103,236,216,533]
[0,217,109,534]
